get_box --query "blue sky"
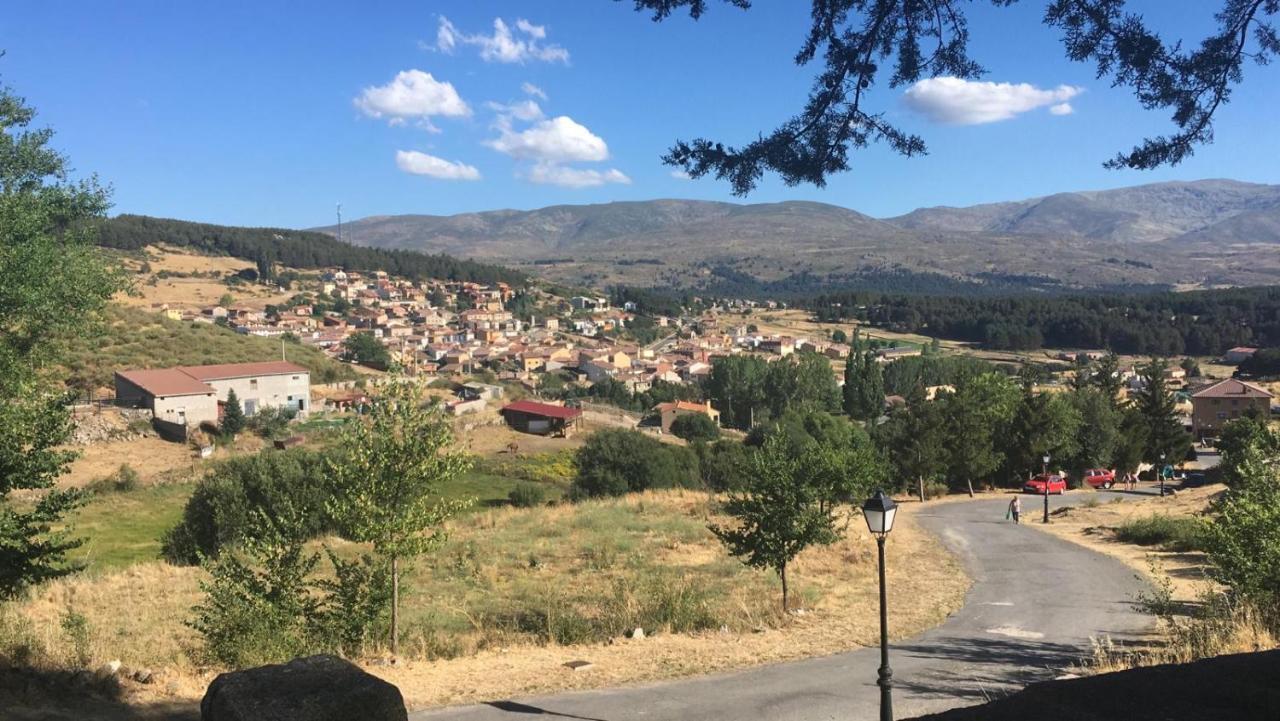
[3,1,1277,228]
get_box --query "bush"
[696,440,755,492]
[669,413,720,443]
[508,482,547,508]
[87,463,140,494]
[1115,515,1210,552]
[59,610,92,668]
[248,405,297,439]
[571,429,701,499]
[162,449,335,564]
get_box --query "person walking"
[1007,495,1022,524]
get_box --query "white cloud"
[1049,102,1074,116]
[434,16,569,64]
[355,70,470,124]
[395,150,481,181]
[670,169,692,180]
[528,163,631,188]
[903,77,1083,125]
[486,99,544,122]
[486,115,609,163]
[521,82,548,101]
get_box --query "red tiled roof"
[179,361,309,381]
[501,400,582,420]
[1191,378,1274,399]
[115,369,214,397]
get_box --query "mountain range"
[313,179,1280,294]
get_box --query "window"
[292,375,300,380]
[250,379,258,389]
[1217,412,1228,420]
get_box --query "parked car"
[1180,471,1209,488]
[1023,473,1068,495]
[1082,468,1116,489]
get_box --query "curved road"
[414,491,1153,721]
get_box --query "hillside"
[315,180,1280,294]
[58,305,357,392]
[97,214,526,286]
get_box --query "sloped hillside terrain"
[316,180,1280,293]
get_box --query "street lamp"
[862,490,898,721]
[1042,453,1051,524]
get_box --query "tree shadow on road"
[485,700,610,721]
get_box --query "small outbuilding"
[499,400,583,437]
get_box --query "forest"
[96,214,527,286]
[801,286,1280,355]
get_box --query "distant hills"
[314,179,1280,295]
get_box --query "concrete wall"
[206,372,311,417]
[153,392,219,426]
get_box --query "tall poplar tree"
[1134,359,1191,469]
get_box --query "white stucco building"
[115,361,311,428]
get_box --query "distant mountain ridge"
[312,179,1280,293]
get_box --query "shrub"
[87,463,140,494]
[161,449,335,564]
[571,429,701,499]
[312,550,391,657]
[59,610,92,667]
[696,439,755,492]
[1115,515,1210,552]
[669,413,720,443]
[508,482,547,508]
[249,406,297,439]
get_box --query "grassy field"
[58,304,356,390]
[68,484,194,572]
[12,489,968,714]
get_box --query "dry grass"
[1034,485,1280,675]
[114,246,294,312]
[7,490,968,714]
[1033,485,1225,602]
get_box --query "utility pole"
[336,203,343,244]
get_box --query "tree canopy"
[629,0,1278,193]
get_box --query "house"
[1190,378,1274,438]
[652,400,720,433]
[499,400,583,437]
[115,361,312,430]
[1223,347,1258,365]
[460,382,504,401]
[114,368,219,427]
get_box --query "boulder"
[201,655,406,721]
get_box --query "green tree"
[572,428,701,497]
[341,331,391,367]
[1091,353,1124,405]
[1003,382,1081,482]
[711,433,843,612]
[842,345,884,423]
[221,388,246,436]
[881,395,948,502]
[830,328,848,344]
[703,354,769,429]
[669,412,720,443]
[941,372,1019,495]
[326,379,473,656]
[1215,417,1280,488]
[0,83,126,598]
[633,1,1275,193]
[1067,387,1122,482]
[764,350,841,420]
[1133,359,1192,467]
[1207,442,1280,615]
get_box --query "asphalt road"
[413,491,1153,721]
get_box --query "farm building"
[115,361,311,429]
[499,400,583,437]
[651,400,720,433]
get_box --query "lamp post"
[862,490,898,721]
[1042,453,1051,524]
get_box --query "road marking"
[982,602,1014,606]
[986,626,1045,640]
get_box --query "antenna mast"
[336,203,343,244]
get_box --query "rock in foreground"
[909,649,1280,721]
[202,655,406,721]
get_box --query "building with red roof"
[500,400,583,437]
